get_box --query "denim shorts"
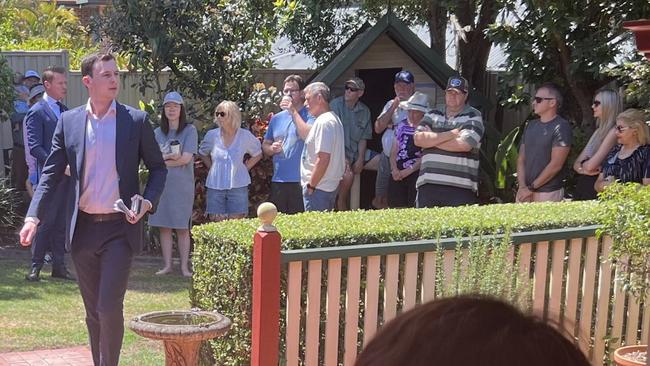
[206,186,249,215]
[302,185,338,212]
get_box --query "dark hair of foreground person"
[354,295,590,366]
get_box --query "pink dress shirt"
[78,100,120,214]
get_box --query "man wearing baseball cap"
[330,77,372,210]
[22,70,41,88]
[414,75,484,207]
[373,70,416,208]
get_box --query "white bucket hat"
[399,91,430,113]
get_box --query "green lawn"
[0,256,191,364]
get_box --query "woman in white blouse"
[199,101,262,221]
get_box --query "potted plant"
[598,183,650,366]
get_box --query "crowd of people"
[6,50,649,366]
[8,67,650,280]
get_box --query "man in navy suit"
[20,52,167,366]
[24,66,72,281]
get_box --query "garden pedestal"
[129,310,231,366]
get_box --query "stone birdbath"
[129,309,231,366]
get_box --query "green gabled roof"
[309,12,492,110]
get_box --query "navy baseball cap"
[446,76,469,93]
[394,70,414,84]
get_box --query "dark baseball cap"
[394,70,414,84]
[446,76,468,93]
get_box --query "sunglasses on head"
[215,111,226,117]
[534,96,555,103]
[615,125,629,133]
[345,86,360,92]
[592,100,601,107]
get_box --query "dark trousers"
[31,208,66,269]
[269,182,304,214]
[388,170,419,208]
[416,183,477,208]
[31,178,68,271]
[10,144,28,191]
[573,174,598,201]
[71,213,133,366]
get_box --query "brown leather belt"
[79,211,123,223]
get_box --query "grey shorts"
[375,154,391,196]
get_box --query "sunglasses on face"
[533,96,555,103]
[592,100,601,107]
[615,125,630,133]
[345,86,360,92]
[215,111,226,117]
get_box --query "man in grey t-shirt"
[516,83,572,202]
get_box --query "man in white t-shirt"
[373,70,415,208]
[301,82,345,211]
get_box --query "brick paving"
[0,346,93,366]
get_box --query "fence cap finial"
[257,202,278,232]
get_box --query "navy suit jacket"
[26,99,59,177]
[27,102,167,254]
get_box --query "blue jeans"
[303,186,338,212]
[206,186,249,215]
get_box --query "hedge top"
[192,201,601,250]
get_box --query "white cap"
[24,70,40,80]
[163,91,184,105]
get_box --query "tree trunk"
[455,0,499,93]
[425,0,447,56]
[551,31,593,127]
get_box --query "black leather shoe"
[25,267,41,282]
[51,268,76,281]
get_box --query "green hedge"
[190,201,602,365]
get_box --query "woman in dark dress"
[595,109,650,193]
[572,90,621,200]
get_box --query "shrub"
[191,201,601,365]
[0,178,21,230]
[598,183,650,301]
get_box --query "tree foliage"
[489,0,650,127]
[606,57,650,114]
[97,0,282,111]
[282,0,512,91]
[0,0,98,69]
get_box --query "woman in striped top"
[594,109,650,193]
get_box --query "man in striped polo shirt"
[413,76,484,207]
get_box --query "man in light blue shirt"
[262,75,314,214]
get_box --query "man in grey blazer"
[20,52,167,366]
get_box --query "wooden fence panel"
[324,259,342,366]
[285,261,303,366]
[343,257,362,366]
[363,256,381,346]
[277,230,645,366]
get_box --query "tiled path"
[0,346,93,366]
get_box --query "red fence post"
[251,203,281,366]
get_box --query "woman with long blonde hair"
[573,89,621,200]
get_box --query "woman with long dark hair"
[149,92,198,277]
